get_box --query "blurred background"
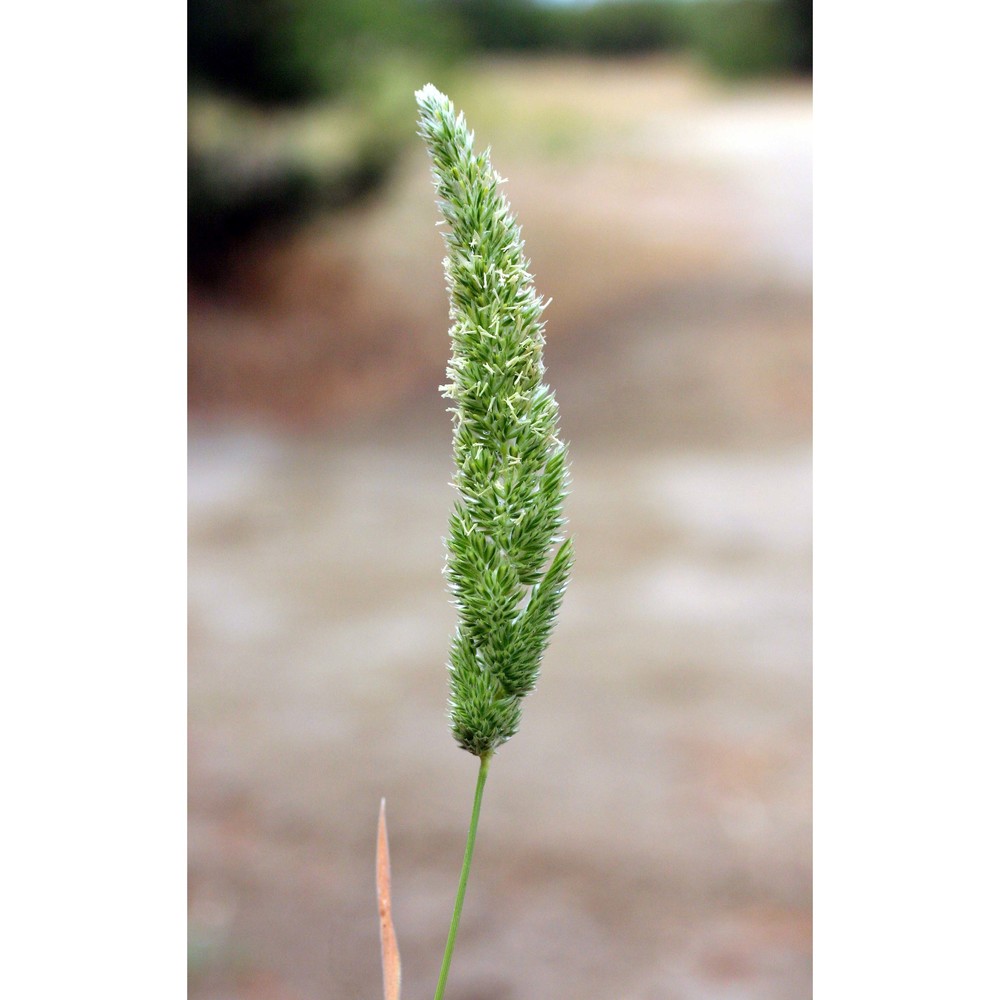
[189,1,811,998]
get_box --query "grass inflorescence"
[414,82,574,1000]
[416,82,573,760]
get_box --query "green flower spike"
[416,81,573,760]
[416,83,574,1000]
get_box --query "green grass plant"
[416,82,574,999]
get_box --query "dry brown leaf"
[376,798,401,1000]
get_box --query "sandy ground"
[189,58,812,1000]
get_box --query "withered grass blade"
[376,798,401,1000]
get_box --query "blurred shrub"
[189,0,463,106]
[426,0,551,51]
[189,0,317,105]
[188,0,461,282]
[188,99,396,282]
[558,2,686,56]
[782,0,813,74]
[428,0,685,56]
[680,0,806,79]
[430,0,809,72]
[189,0,811,280]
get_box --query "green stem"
[433,753,492,1000]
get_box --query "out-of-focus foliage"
[682,0,804,79]
[782,0,813,75]
[553,1,687,55]
[427,0,686,56]
[427,0,550,52]
[428,0,810,69]
[188,0,811,281]
[189,0,463,106]
[188,96,401,282]
[188,0,462,281]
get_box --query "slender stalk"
[416,84,572,999]
[433,754,492,1000]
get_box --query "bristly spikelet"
[416,83,573,758]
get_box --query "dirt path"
[190,58,811,1000]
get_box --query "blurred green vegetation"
[683,0,810,78]
[428,0,688,56]
[188,0,464,280]
[424,0,810,72]
[188,0,811,281]
[189,0,467,106]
